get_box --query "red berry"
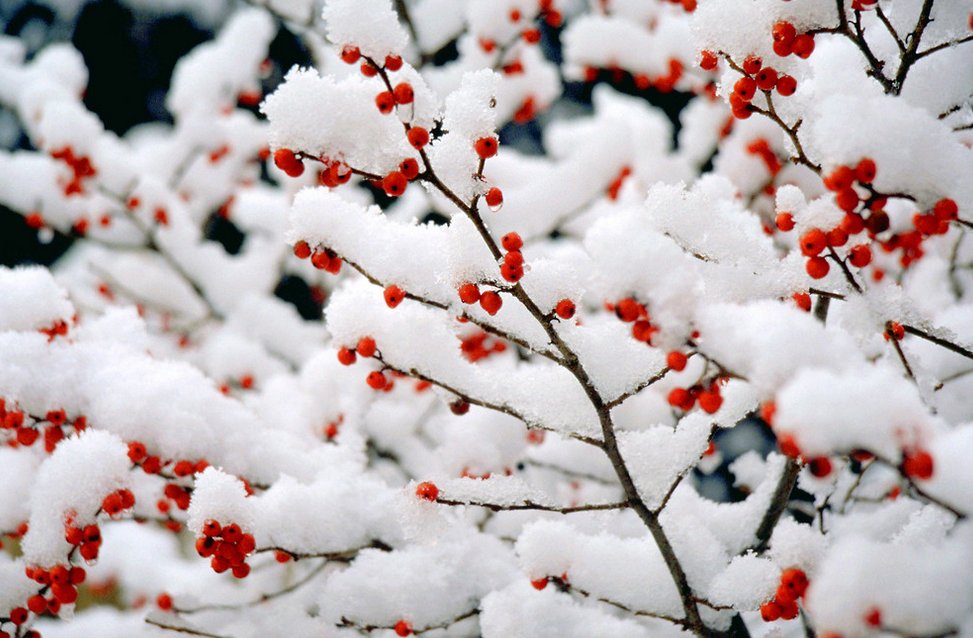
[666,351,688,372]
[357,336,377,358]
[232,562,251,578]
[293,240,311,259]
[742,55,762,76]
[393,82,414,104]
[755,66,778,91]
[383,171,408,197]
[376,91,395,114]
[792,34,815,58]
[79,541,100,561]
[400,158,420,180]
[458,283,480,304]
[698,390,723,414]
[69,566,86,585]
[885,321,905,341]
[65,526,84,545]
[555,299,576,319]
[808,456,832,477]
[394,620,413,637]
[157,593,173,610]
[485,187,503,209]
[273,149,304,178]
[27,594,47,614]
[275,550,292,562]
[360,61,378,76]
[902,449,933,479]
[667,388,693,410]
[501,232,523,252]
[311,251,332,270]
[128,441,146,463]
[384,285,405,308]
[806,256,830,279]
[836,188,860,213]
[222,523,243,544]
[102,492,124,516]
[779,599,799,620]
[46,409,66,425]
[855,158,877,183]
[842,212,865,235]
[848,244,871,267]
[531,577,549,590]
[475,137,499,159]
[933,198,958,221]
[776,212,795,232]
[337,347,357,366]
[415,481,438,501]
[773,39,793,57]
[733,77,757,101]
[699,50,718,70]
[196,536,217,557]
[203,519,222,537]
[824,166,855,191]
[17,427,39,446]
[773,21,796,46]
[615,297,642,322]
[384,55,403,71]
[760,600,782,622]
[800,229,827,256]
[407,127,429,149]
[367,370,388,390]
[778,433,801,458]
[9,607,28,626]
[522,28,541,44]
[865,607,882,627]
[340,46,360,64]
[632,320,655,343]
[479,291,503,315]
[826,227,848,248]
[211,556,230,573]
[775,74,797,96]
[173,460,195,477]
[501,262,524,282]
[83,524,101,543]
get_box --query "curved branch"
[435,497,630,514]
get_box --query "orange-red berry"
[338,347,357,366]
[458,283,480,304]
[356,336,377,358]
[407,127,429,149]
[806,256,830,279]
[366,370,388,390]
[667,351,688,372]
[480,291,503,315]
[555,299,576,319]
[415,481,438,501]
[384,285,405,308]
[501,232,523,252]
[475,137,499,159]
[375,91,395,114]
[800,229,827,257]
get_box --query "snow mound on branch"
[322,0,409,60]
[319,535,516,629]
[187,467,254,535]
[22,430,130,568]
[481,580,659,638]
[707,553,780,610]
[0,266,74,332]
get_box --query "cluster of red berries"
[195,519,255,578]
[760,567,808,622]
[374,81,414,115]
[335,337,398,392]
[322,414,344,440]
[127,441,209,477]
[500,231,525,283]
[611,297,662,345]
[64,517,103,562]
[746,139,782,177]
[38,318,71,342]
[771,22,815,59]
[338,46,403,78]
[293,240,344,274]
[773,431,834,477]
[50,146,97,197]
[317,159,353,188]
[17,565,87,637]
[101,487,136,518]
[584,58,684,94]
[607,166,632,200]
[457,282,503,316]
[1,402,86,452]
[273,148,305,178]
[667,379,724,414]
[460,331,507,362]
[530,572,568,590]
[726,54,798,120]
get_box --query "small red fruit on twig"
[475,137,499,159]
[384,285,405,308]
[415,481,438,501]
